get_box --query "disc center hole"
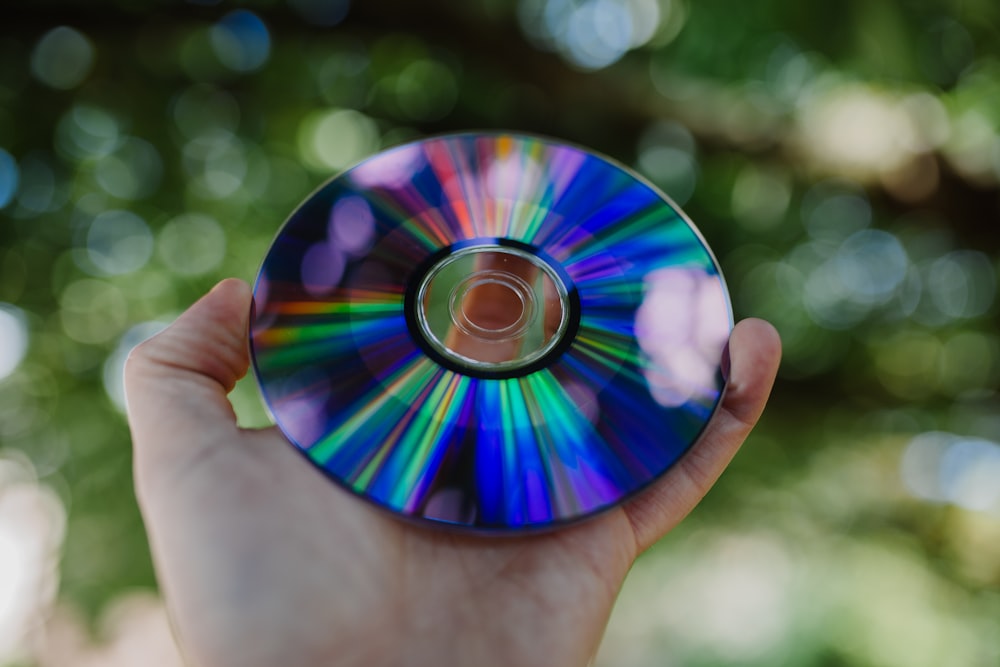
[416,244,570,369]
[459,277,526,334]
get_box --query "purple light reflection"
[273,368,333,448]
[300,242,346,297]
[329,195,375,256]
[635,267,729,407]
[349,143,425,189]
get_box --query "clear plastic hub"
[415,244,571,371]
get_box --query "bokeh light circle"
[30,27,94,90]
[157,214,227,276]
[0,306,29,382]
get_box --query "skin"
[124,278,781,667]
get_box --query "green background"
[1,0,999,664]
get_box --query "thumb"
[124,278,253,486]
[623,318,782,552]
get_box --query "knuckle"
[123,336,164,386]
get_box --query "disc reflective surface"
[249,133,732,531]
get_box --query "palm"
[148,422,630,667]
[126,280,779,667]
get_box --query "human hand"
[125,278,780,667]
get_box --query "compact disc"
[249,133,732,531]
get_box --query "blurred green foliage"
[1,0,999,665]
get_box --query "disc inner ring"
[414,244,572,373]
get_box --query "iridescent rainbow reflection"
[250,133,732,530]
